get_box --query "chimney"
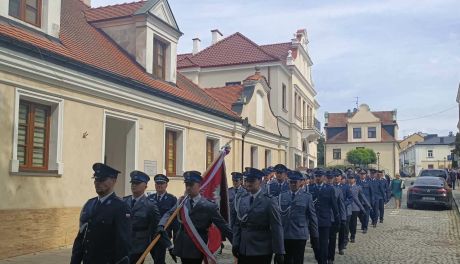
[347,109,352,117]
[192,38,201,55]
[82,0,91,7]
[211,29,223,44]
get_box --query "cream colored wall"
[325,143,399,176]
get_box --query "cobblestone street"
[2,185,460,264]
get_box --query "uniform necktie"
[93,199,101,213]
[291,192,296,201]
[190,198,194,208]
[157,195,161,202]
[249,196,254,205]
[131,199,136,208]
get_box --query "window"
[9,0,42,27]
[225,81,241,86]
[353,128,362,139]
[18,100,50,170]
[294,92,298,116]
[153,39,167,80]
[282,84,287,110]
[256,92,264,127]
[295,95,302,118]
[428,164,434,169]
[165,130,177,176]
[264,149,271,168]
[250,146,258,168]
[333,149,341,160]
[295,154,301,169]
[368,127,376,138]
[206,139,215,169]
[427,150,433,158]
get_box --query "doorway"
[103,114,137,197]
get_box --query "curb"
[453,190,460,215]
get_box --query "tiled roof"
[177,32,281,69]
[84,1,146,22]
[0,0,238,119]
[204,85,244,112]
[326,111,395,127]
[260,42,295,62]
[417,136,455,145]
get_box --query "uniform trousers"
[370,199,380,224]
[284,239,307,264]
[328,224,339,261]
[317,226,330,264]
[180,257,203,264]
[359,208,370,230]
[349,211,360,240]
[338,215,350,250]
[379,199,385,221]
[238,254,272,264]
[151,244,166,264]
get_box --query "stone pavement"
[2,184,460,263]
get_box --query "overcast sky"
[92,0,460,138]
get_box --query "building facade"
[324,104,399,176]
[177,30,321,169]
[400,134,455,176]
[0,0,289,258]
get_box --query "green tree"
[346,148,377,167]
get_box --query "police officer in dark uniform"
[267,164,290,196]
[148,174,178,264]
[348,174,371,243]
[357,169,372,233]
[159,171,233,264]
[369,169,381,228]
[278,170,319,264]
[123,171,160,264]
[334,170,352,256]
[71,163,131,264]
[377,170,389,223]
[229,172,245,229]
[327,169,346,264]
[232,168,285,264]
[310,169,339,264]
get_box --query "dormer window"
[153,39,167,80]
[9,0,42,27]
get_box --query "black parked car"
[418,169,448,180]
[407,176,453,209]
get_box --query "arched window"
[256,91,264,127]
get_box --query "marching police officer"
[327,170,346,264]
[267,164,290,196]
[123,171,160,264]
[369,169,381,228]
[310,169,339,264]
[148,174,178,264]
[232,168,285,264]
[278,170,319,264]
[348,174,371,243]
[159,171,233,264]
[334,170,353,256]
[261,166,275,192]
[71,163,131,264]
[377,170,389,223]
[229,172,245,229]
[357,169,372,233]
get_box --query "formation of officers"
[71,162,392,264]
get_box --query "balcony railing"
[302,117,321,132]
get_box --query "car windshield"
[415,178,444,187]
[420,170,446,177]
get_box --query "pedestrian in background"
[390,174,404,209]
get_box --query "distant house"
[324,104,399,176]
[400,133,455,176]
[399,133,426,151]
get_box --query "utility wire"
[397,105,457,122]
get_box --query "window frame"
[8,0,42,27]
[427,150,433,158]
[206,138,215,169]
[250,146,258,168]
[18,100,51,171]
[153,38,167,80]
[353,127,362,139]
[264,149,271,168]
[165,130,177,176]
[368,127,377,138]
[333,148,341,160]
[282,83,287,110]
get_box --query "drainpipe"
[241,117,252,172]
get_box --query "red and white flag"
[180,145,230,264]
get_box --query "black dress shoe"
[363,229,368,234]
[350,238,355,243]
[339,250,345,255]
[372,223,377,228]
[380,219,383,223]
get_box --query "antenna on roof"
[355,96,359,108]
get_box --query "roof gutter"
[0,34,240,123]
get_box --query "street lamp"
[377,152,380,171]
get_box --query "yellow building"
[324,104,399,175]
[0,0,289,258]
[399,133,426,151]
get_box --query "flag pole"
[136,140,232,264]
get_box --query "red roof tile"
[260,42,294,61]
[326,111,395,127]
[204,85,244,112]
[177,32,279,69]
[0,0,237,119]
[84,1,146,22]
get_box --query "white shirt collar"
[98,192,113,203]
